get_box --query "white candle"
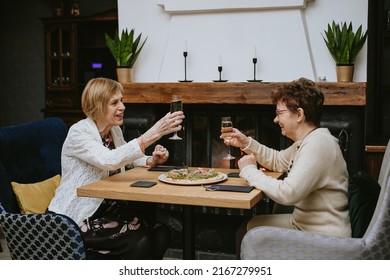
[253,46,257,58]
[218,55,222,66]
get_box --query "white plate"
[158,173,228,186]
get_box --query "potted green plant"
[322,21,367,82]
[105,28,147,83]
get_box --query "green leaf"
[321,21,367,65]
[105,28,147,67]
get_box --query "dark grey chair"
[241,140,390,259]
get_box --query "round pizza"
[162,168,226,185]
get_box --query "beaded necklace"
[101,131,119,176]
[101,131,113,149]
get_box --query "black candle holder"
[247,57,262,82]
[178,51,193,82]
[213,66,228,82]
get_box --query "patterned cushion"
[0,204,86,260]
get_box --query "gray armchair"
[240,140,390,259]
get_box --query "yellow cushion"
[11,174,61,214]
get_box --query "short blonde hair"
[81,77,123,119]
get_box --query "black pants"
[81,200,171,260]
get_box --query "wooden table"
[77,166,283,259]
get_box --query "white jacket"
[48,118,149,225]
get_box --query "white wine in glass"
[169,95,183,140]
[221,116,235,160]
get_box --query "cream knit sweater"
[240,128,351,237]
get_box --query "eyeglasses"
[275,109,289,116]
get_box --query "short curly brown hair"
[271,77,324,126]
[81,77,123,120]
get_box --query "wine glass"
[169,94,183,140]
[221,116,235,160]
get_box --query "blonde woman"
[49,77,185,259]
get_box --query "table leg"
[182,205,195,259]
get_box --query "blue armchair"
[0,118,89,259]
[0,117,67,213]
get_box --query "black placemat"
[205,185,255,193]
[148,166,184,172]
[227,172,240,178]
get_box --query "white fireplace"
[118,0,368,82]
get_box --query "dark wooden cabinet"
[42,10,118,127]
[365,145,387,180]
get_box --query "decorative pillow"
[11,174,61,214]
[348,171,381,238]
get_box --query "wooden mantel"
[122,82,366,106]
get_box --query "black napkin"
[227,172,240,178]
[205,185,255,193]
[148,166,185,172]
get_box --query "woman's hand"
[147,144,169,166]
[154,111,185,137]
[220,128,250,149]
[141,111,185,148]
[238,154,257,170]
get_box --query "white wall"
[118,0,368,82]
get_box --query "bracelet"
[140,135,145,154]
